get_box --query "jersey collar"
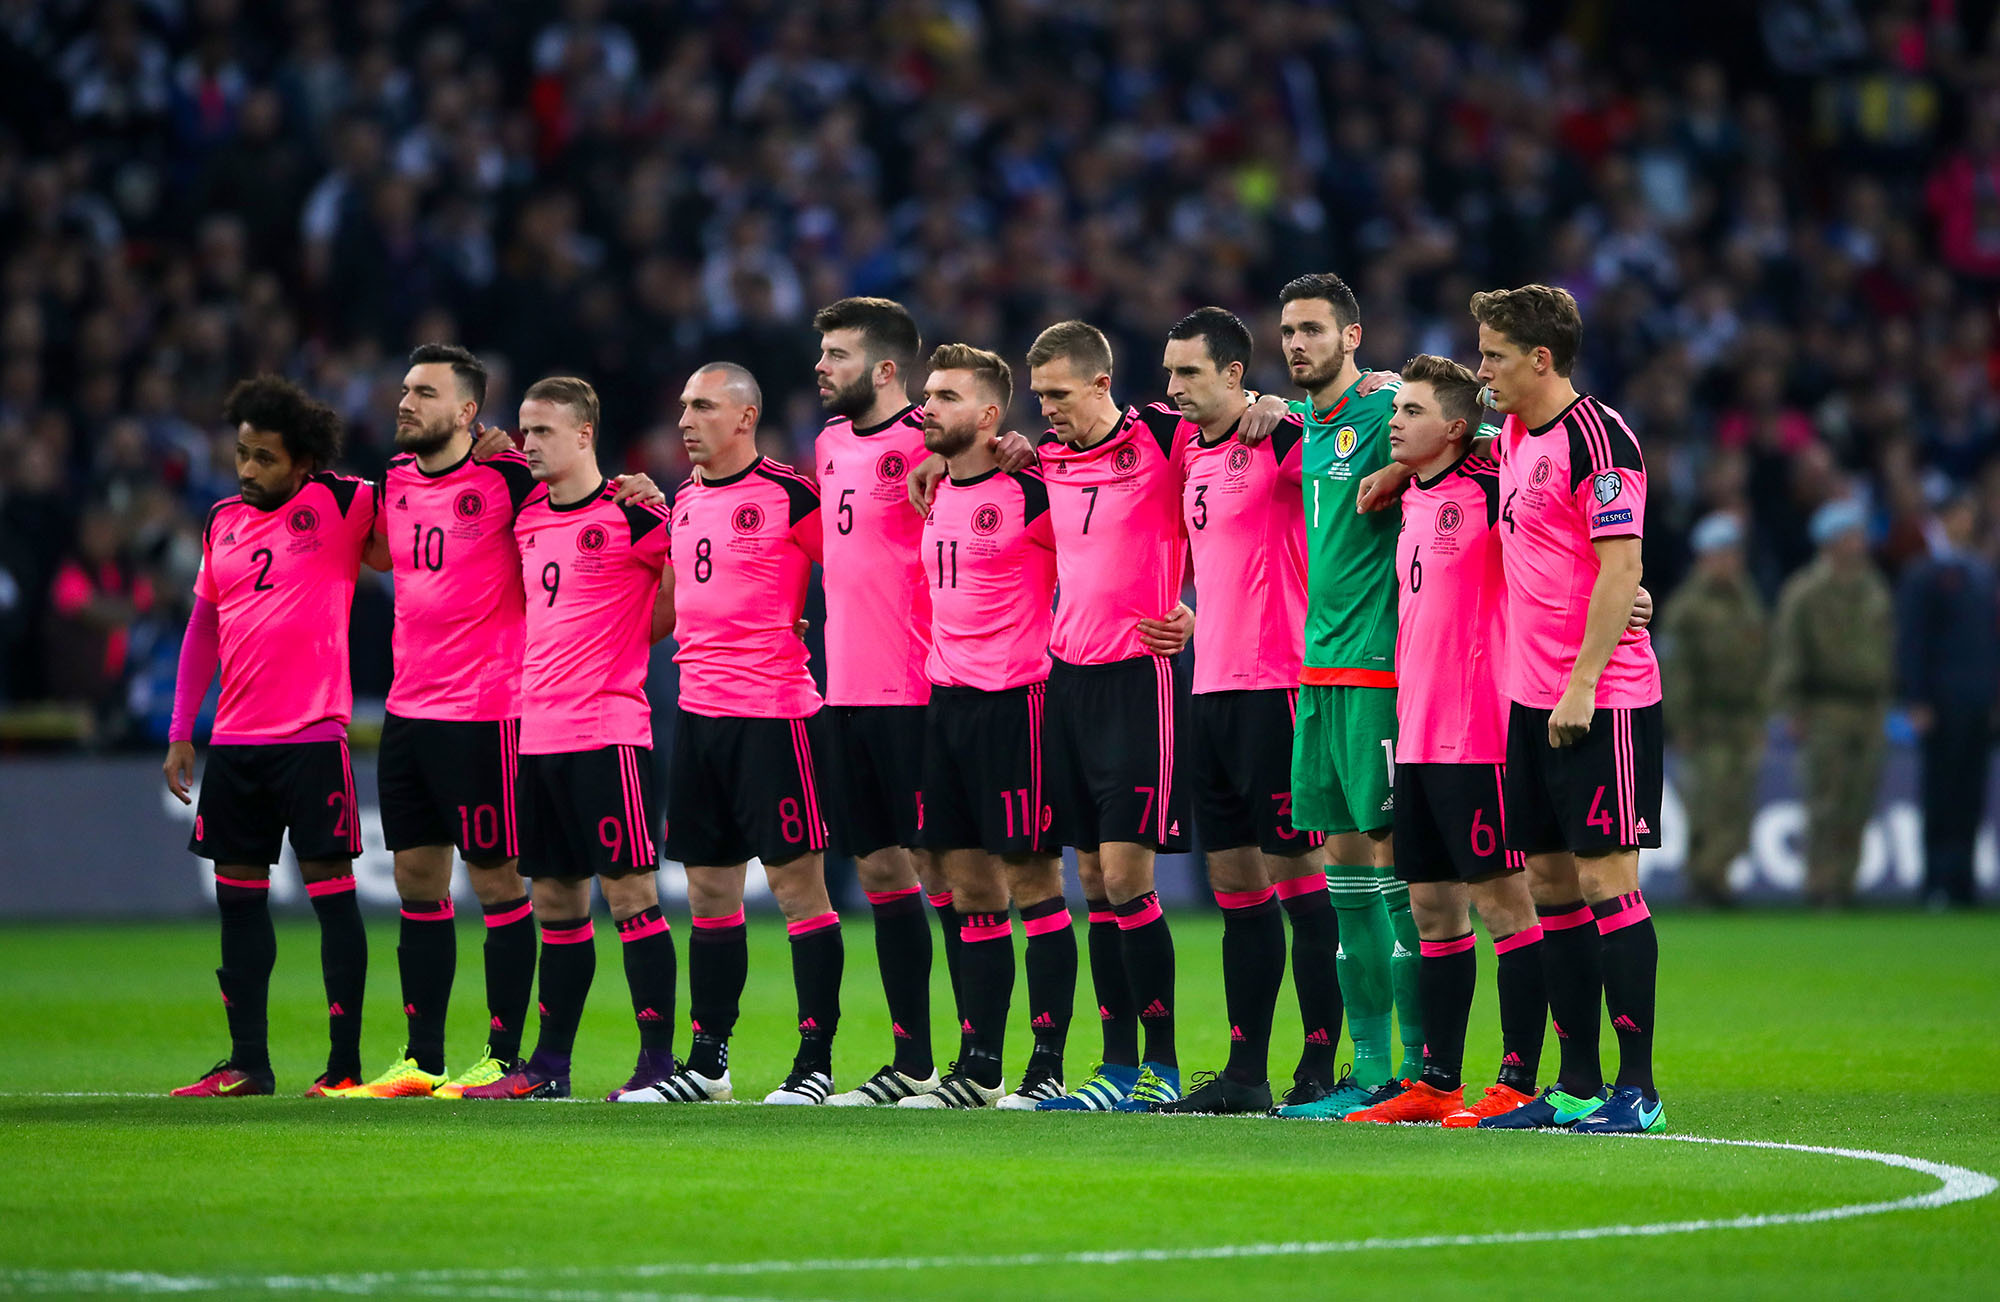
[546,477,609,512]
[1412,447,1474,492]
[852,403,918,438]
[1525,395,1586,438]
[694,455,764,489]
[1194,412,1245,448]
[947,465,1003,487]
[1064,405,1136,456]
[415,446,476,479]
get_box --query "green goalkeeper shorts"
[1291,683,1397,835]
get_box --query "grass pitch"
[1,910,1996,1301]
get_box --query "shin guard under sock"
[1416,932,1475,1092]
[215,876,275,1074]
[956,911,1015,1086]
[787,913,843,1073]
[1538,899,1605,1098]
[1493,924,1547,1093]
[867,888,934,1076]
[397,896,456,1074]
[1086,898,1139,1067]
[532,916,596,1071]
[687,910,748,1077]
[617,907,677,1058]
[1593,891,1658,1097]
[1115,892,1176,1069]
[1217,886,1284,1084]
[1379,870,1425,1080]
[306,876,366,1081]
[1327,868,1393,1085]
[480,896,535,1063]
[1277,874,1342,1079]
[1020,896,1076,1066]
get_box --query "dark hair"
[1279,272,1361,330]
[1025,319,1114,377]
[522,375,601,429]
[929,342,1013,409]
[1399,354,1484,433]
[812,297,922,378]
[1167,306,1253,375]
[1468,284,1583,377]
[408,342,487,408]
[222,375,343,470]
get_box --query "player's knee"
[1000,854,1062,907]
[1575,850,1641,902]
[1469,876,1537,935]
[299,859,355,885]
[1097,844,1156,903]
[684,865,746,916]
[1408,883,1469,938]
[1204,846,1265,894]
[599,872,659,919]
[764,856,831,920]
[530,876,590,918]
[853,846,916,894]
[392,849,452,901]
[464,859,525,905]
[911,850,948,897]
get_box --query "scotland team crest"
[1333,425,1358,460]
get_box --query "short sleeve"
[491,453,539,513]
[1270,416,1307,485]
[790,501,824,565]
[1568,404,1647,541]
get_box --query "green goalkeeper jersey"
[1295,373,1401,683]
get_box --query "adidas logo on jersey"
[221,532,235,543]
[1635,818,1651,834]
[395,494,408,509]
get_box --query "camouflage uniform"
[1769,557,1894,905]
[1659,570,1768,903]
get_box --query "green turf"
[1,911,1995,1301]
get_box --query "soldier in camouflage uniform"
[1659,513,1767,907]
[1769,500,1894,907]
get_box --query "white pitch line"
[0,1133,1991,1298]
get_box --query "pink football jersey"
[195,473,379,738]
[513,481,670,754]
[1396,453,1508,763]
[922,467,1057,691]
[1493,395,1662,710]
[815,405,932,706]
[1037,404,1188,665]
[1180,412,1307,693]
[381,448,536,722]
[668,457,824,719]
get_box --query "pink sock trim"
[1087,909,1117,925]
[541,921,595,944]
[927,891,954,909]
[1214,886,1277,910]
[400,900,455,921]
[1023,909,1073,937]
[865,887,922,906]
[214,875,269,891]
[618,914,670,942]
[786,911,840,937]
[1595,896,1653,935]
[1114,898,1164,930]
[1540,905,1594,931]
[692,909,747,930]
[1272,873,1328,900]
[961,918,1014,943]
[1493,923,1545,955]
[304,876,356,898]
[1420,933,1477,958]
[484,900,533,929]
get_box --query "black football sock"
[307,876,367,1082]
[1019,896,1077,1067]
[955,911,1014,1087]
[930,890,965,1022]
[1217,886,1285,1084]
[1493,924,1548,1093]
[1086,898,1139,1068]
[214,877,276,1075]
[617,907,677,1059]
[530,916,596,1072]
[397,896,456,1075]
[1538,899,1605,1098]
[1593,891,1659,1098]
[1115,892,1176,1069]
[787,913,843,1074]
[867,887,934,1077]
[1278,875,1343,1079]
[480,895,535,1063]
[1416,933,1476,1092]
[687,911,747,1077]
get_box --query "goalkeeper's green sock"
[1327,867,1393,1088]
[1379,869,1426,1082]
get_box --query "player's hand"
[469,422,517,460]
[1548,683,1594,748]
[1237,395,1291,447]
[992,430,1038,472]
[1628,585,1653,631]
[908,453,946,514]
[610,473,666,508]
[794,618,810,639]
[1137,602,1194,656]
[1356,462,1413,513]
[163,741,195,805]
[1356,370,1395,397]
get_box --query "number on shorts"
[778,797,805,844]
[1469,807,1496,858]
[598,816,625,864]
[461,803,499,851]
[1001,788,1031,839]
[1271,792,1298,840]
[327,791,349,840]
[1586,786,1614,835]
[1134,785,1156,834]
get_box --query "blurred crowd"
[3,0,2000,785]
